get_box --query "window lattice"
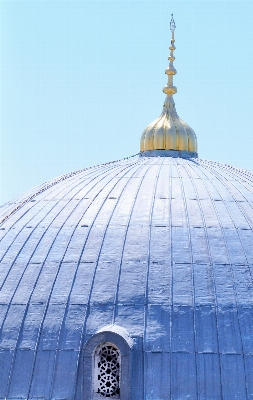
[96,344,120,397]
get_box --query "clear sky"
[1,0,253,204]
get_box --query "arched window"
[94,342,120,398]
[82,325,134,400]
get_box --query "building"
[0,15,253,400]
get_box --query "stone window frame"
[83,326,133,400]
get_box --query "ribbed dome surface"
[0,155,253,399]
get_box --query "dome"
[0,156,253,399]
[1,15,253,400]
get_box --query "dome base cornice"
[139,149,198,158]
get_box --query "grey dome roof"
[0,155,253,399]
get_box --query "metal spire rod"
[163,14,177,96]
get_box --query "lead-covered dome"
[0,155,253,399]
[1,14,252,400]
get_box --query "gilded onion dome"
[140,15,198,158]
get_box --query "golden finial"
[140,15,198,157]
[163,14,177,96]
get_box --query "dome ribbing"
[0,156,253,398]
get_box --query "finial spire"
[163,14,177,96]
[140,15,198,157]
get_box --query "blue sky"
[1,0,253,204]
